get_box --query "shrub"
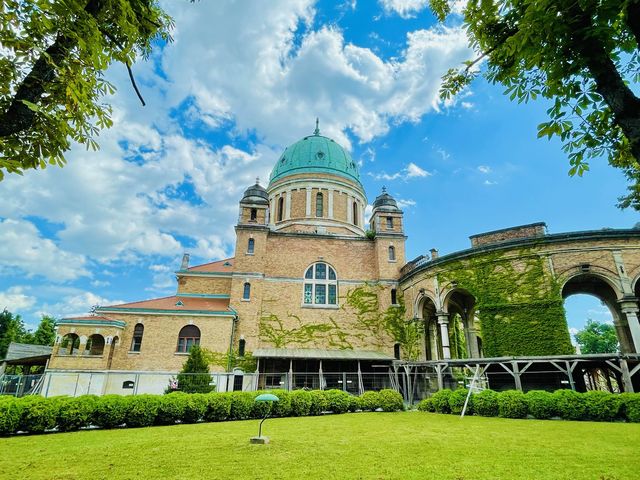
[347,394,360,412]
[182,393,208,423]
[308,390,328,416]
[289,390,312,416]
[204,393,232,422]
[125,395,160,428]
[155,393,187,425]
[176,346,215,394]
[474,389,499,417]
[448,389,471,415]
[525,390,556,420]
[430,389,453,414]
[417,397,435,412]
[92,395,128,429]
[0,397,23,435]
[359,391,381,411]
[584,391,621,422]
[18,395,59,433]
[620,393,640,423]
[497,390,527,419]
[229,391,254,420]
[378,389,404,412]
[57,395,98,431]
[553,389,587,421]
[269,390,291,417]
[324,390,351,414]
[250,392,271,419]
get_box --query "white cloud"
[483,180,498,186]
[0,219,89,281]
[0,286,37,311]
[478,165,491,174]
[37,291,124,319]
[370,162,432,181]
[379,0,429,18]
[396,198,417,209]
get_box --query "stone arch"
[442,288,480,358]
[561,273,633,353]
[86,334,105,356]
[107,336,119,369]
[417,294,441,360]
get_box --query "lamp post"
[250,393,279,444]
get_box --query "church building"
[47,123,409,395]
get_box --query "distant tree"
[175,345,214,393]
[0,309,29,359]
[431,0,640,210]
[31,316,57,346]
[574,319,620,354]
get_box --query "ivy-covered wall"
[437,250,574,357]
[256,284,423,360]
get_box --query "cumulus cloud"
[370,162,432,181]
[37,291,124,319]
[0,286,37,311]
[379,0,466,18]
[0,219,89,281]
[396,198,417,209]
[477,165,491,174]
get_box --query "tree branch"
[625,0,640,50]
[566,2,640,161]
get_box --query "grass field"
[0,411,638,480]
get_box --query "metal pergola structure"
[392,353,640,404]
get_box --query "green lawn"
[0,412,638,480]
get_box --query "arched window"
[238,338,246,357]
[386,216,393,229]
[131,323,144,352]
[61,333,80,355]
[277,197,284,222]
[303,262,338,306]
[247,238,255,254]
[353,201,358,226]
[87,334,105,355]
[388,245,396,261]
[177,325,200,353]
[243,282,251,300]
[250,208,257,221]
[391,288,397,305]
[315,192,323,217]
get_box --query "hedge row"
[417,388,640,422]
[0,388,404,436]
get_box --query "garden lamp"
[250,393,279,444]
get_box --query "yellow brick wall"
[177,276,232,295]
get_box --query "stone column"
[619,300,640,353]
[328,190,334,219]
[305,187,312,217]
[466,326,480,358]
[285,190,291,220]
[437,312,451,359]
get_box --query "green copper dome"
[269,122,361,185]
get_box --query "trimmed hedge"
[417,388,640,423]
[4,387,639,436]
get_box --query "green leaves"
[0,0,174,179]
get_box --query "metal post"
[44,372,53,398]
[288,359,293,391]
[319,360,324,391]
[133,373,140,395]
[357,360,363,395]
[436,364,444,390]
[72,373,80,397]
[620,359,635,393]
[512,361,523,391]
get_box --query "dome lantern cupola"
[241,178,269,206]
[370,187,404,235]
[238,178,269,226]
[372,186,401,213]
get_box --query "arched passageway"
[562,274,633,353]
[444,289,480,359]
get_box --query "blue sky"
[0,0,635,339]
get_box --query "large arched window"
[243,282,251,300]
[61,333,80,355]
[247,238,255,254]
[388,245,396,261]
[86,334,105,355]
[303,262,338,306]
[277,197,284,222]
[131,323,144,352]
[177,325,200,353]
[315,192,323,217]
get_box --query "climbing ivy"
[256,284,422,360]
[204,348,257,373]
[436,250,573,357]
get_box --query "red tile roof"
[60,315,119,322]
[187,257,235,273]
[185,257,235,273]
[100,295,232,312]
